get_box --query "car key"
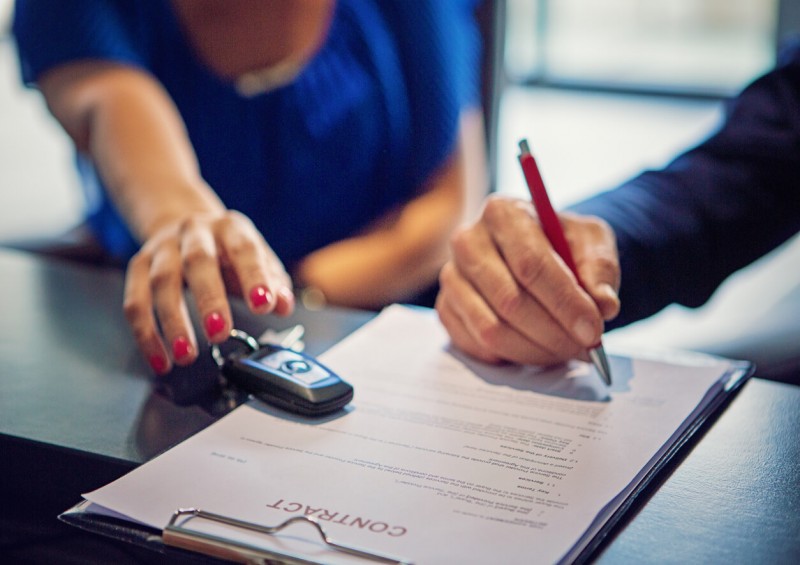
[211,329,354,417]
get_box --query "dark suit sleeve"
[570,41,800,329]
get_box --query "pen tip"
[589,347,613,386]
[518,139,530,154]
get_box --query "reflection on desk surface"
[0,248,372,465]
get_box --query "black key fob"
[212,330,354,417]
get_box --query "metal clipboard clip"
[163,508,413,565]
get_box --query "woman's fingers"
[124,211,296,375]
[149,232,198,366]
[215,211,295,317]
[123,249,171,375]
[180,216,232,344]
[124,231,197,371]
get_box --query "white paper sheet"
[84,305,744,564]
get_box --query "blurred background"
[497,0,779,202]
[0,0,797,377]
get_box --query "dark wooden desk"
[1,249,799,564]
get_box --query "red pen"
[517,138,612,385]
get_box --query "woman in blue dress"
[14,0,486,374]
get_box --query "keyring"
[210,329,260,369]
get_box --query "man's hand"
[436,195,620,366]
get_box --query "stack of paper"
[76,305,750,564]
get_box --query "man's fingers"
[482,198,603,348]
[437,262,575,366]
[568,214,621,321]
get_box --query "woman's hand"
[435,195,620,367]
[36,63,293,375]
[123,210,294,375]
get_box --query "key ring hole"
[210,329,260,369]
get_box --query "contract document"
[77,305,751,564]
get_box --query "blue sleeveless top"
[13,0,480,267]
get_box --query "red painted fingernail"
[204,312,226,338]
[172,336,192,360]
[148,354,167,375]
[249,285,272,308]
